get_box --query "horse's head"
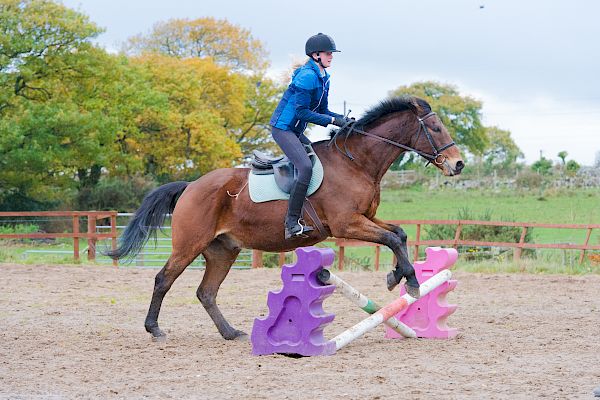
[326,96,464,177]
[410,100,464,176]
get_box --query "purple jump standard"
[251,247,337,356]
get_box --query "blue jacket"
[270,59,343,134]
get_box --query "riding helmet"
[305,33,340,56]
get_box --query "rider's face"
[314,51,333,68]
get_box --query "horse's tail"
[105,181,188,261]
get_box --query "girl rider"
[269,33,353,239]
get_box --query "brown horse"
[108,96,464,341]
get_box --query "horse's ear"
[409,97,422,114]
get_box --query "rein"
[327,112,456,166]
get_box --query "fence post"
[515,226,528,261]
[453,222,462,249]
[252,250,263,268]
[111,213,118,267]
[73,214,80,261]
[374,245,380,271]
[278,252,286,266]
[414,223,421,261]
[580,228,593,264]
[338,245,345,271]
[87,214,97,262]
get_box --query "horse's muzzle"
[443,159,464,176]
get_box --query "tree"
[389,81,489,155]
[122,17,282,157]
[123,17,268,72]
[531,157,553,175]
[130,54,246,180]
[0,0,102,113]
[0,1,175,208]
[482,126,523,175]
[557,151,568,167]
[233,76,281,156]
[565,160,580,176]
[0,47,168,208]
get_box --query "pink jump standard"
[332,269,452,351]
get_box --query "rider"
[269,33,353,239]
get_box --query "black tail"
[105,181,188,261]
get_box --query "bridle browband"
[327,111,456,166]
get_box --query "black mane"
[328,96,431,138]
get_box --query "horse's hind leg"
[197,235,244,340]
[144,248,206,341]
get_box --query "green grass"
[376,187,600,244]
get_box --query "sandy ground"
[0,262,599,399]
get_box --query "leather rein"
[327,111,456,166]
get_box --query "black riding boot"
[284,181,314,239]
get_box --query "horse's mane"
[327,96,432,139]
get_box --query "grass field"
[376,186,600,244]
[1,187,599,273]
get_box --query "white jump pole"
[331,269,452,351]
[318,269,417,339]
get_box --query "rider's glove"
[332,116,356,127]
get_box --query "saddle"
[250,145,317,194]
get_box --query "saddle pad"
[248,156,324,203]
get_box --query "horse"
[108,96,464,341]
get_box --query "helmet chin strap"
[317,57,327,69]
[314,54,326,69]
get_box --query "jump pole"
[318,269,417,339]
[331,269,452,351]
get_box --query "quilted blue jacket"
[270,59,343,134]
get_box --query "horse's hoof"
[223,330,248,341]
[151,333,167,343]
[386,271,399,291]
[404,283,421,299]
[233,332,249,342]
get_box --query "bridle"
[327,111,456,166]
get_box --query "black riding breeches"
[271,127,313,186]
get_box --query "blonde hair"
[278,56,312,85]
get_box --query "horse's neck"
[318,115,414,184]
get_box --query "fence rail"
[1,212,598,269]
[0,211,117,265]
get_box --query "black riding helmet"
[305,33,341,56]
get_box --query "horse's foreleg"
[332,215,419,298]
[197,236,244,340]
[371,217,411,264]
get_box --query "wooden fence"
[252,219,600,270]
[0,211,118,265]
[1,212,599,269]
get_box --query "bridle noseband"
[327,111,456,166]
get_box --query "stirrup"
[285,218,314,239]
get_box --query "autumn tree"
[123,17,267,72]
[123,17,282,156]
[130,54,245,180]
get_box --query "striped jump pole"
[317,269,417,339]
[331,269,452,351]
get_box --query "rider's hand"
[332,116,355,127]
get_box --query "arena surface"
[1,263,599,399]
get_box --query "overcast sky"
[62,0,600,165]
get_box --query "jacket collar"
[307,59,329,81]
